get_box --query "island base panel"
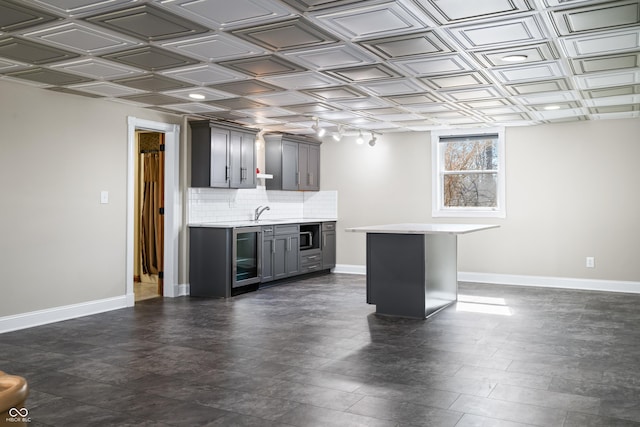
[366,233,457,319]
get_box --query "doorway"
[134,131,164,302]
[126,117,181,306]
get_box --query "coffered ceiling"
[1,0,639,136]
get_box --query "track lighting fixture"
[356,130,364,145]
[332,124,343,141]
[368,132,377,147]
[311,118,325,137]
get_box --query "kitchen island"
[346,223,499,319]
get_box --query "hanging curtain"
[141,152,162,275]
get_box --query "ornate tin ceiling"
[1,0,639,136]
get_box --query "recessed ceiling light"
[544,105,561,110]
[502,55,528,62]
[188,93,205,100]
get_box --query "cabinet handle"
[241,167,246,181]
[225,165,229,181]
[295,171,299,185]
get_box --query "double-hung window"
[431,128,505,218]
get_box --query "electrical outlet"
[586,257,595,268]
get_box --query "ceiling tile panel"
[159,0,294,30]
[5,67,92,85]
[50,58,144,79]
[86,4,210,42]
[550,1,640,36]
[570,52,640,74]
[325,64,402,83]
[119,93,186,105]
[68,81,146,97]
[101,46,199,72]
[391,54,475,76]
[359,79,428,96]
[112,74,191,92]
[208,79,284,96]
[160,64,247,85]
[218,55,306,77]
[313,0,435,40]
[505,78,572,95]
[231,18,338,52]
[414,0,534,24]
[21,22,142,55]
[560,28,640,57]
[207,97,267,110]
[302,85,368,101]
[0,37,79,65]
[162,87,234,102]
[0,0,60,32]
[160,34,266,62]
[384,93,441,105]
[248,91,319,106]
[31,0,136,17]
[490,61,565,83]
[582,84,640,99]
[285,102,339,114]
[419,71,490,89]
[447,15,546,50]
[439,86,504,101]
[283,44,376,71]
[261,71,343,90]
[471,42,559,67]
[358,31,454,59]
[574,69,640,89]
[334,97,392,109]
[163,102,226,114]
[281,0,366,12]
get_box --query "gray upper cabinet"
[190,120,257,189]
[265,133,321,191]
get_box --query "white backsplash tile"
[188,187,338,223]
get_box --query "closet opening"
[134,131,165,302]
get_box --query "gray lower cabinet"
[322,222,336,270]
[265,133,321,191]
[190,120,257,189]
[262,224,300,283]
[189,227,232,298]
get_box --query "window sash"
[431,128,505,218]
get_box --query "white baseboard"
[334,264,640,294]
[177,283,190,296]
[0,296,128,334]
[458,272,640,294]
[334,264,366,275]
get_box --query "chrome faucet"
[254,205,270,222]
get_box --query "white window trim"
[431,127,506,219]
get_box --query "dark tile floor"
[2,273,640,426]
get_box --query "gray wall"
[0,80,181,317]
[321,119,640,283]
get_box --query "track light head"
[368,132,377,147]
[356,130,364,145]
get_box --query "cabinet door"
[298,143,309,191]
[240,132,256,188]
[230,131,256,189]
[282,141,299,191]
[286,234,300,276]
[262,237,274,282]
[322,231,336,269]
[210,129,230,187]
[306,144,320,191]
[273,236,288,280]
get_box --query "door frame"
[126,117,181,305]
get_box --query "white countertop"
[189,218,337,228]
[345,223,499,235]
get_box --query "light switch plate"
[100,191,109,204]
